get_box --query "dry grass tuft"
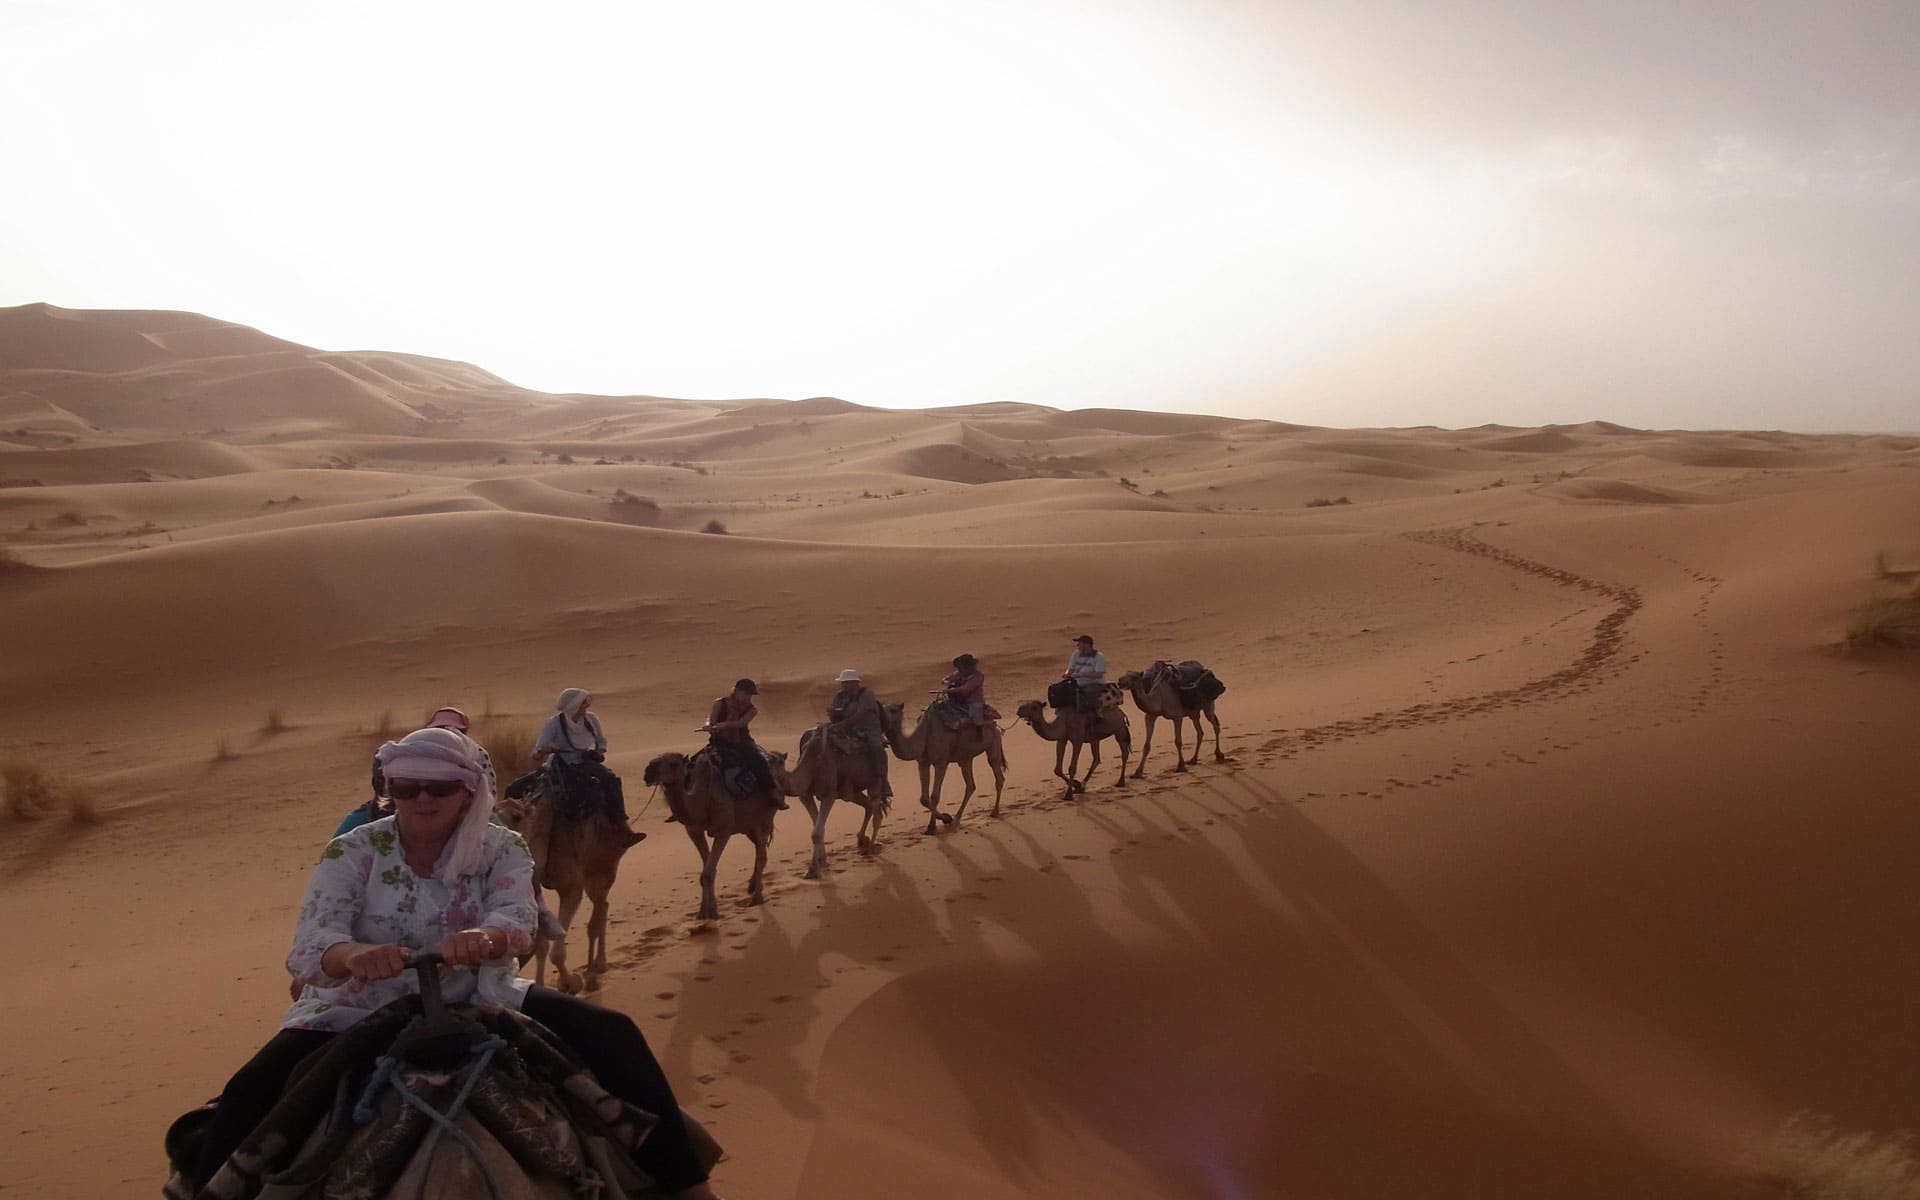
[477,721,535,784]
[1765,1113,1920,1199]
[212,737,236,763]
[3,755,102,823]
[365,709,398,740]
[702,519,730,535]
[1844,591,1920,650]
[262,707,288,734]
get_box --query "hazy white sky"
[2,0,1915,430]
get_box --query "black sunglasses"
[386,779,467,800]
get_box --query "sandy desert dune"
[2,302,1918,1199]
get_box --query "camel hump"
[1174,662,1226,704]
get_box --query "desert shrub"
[702,519,730,534]
[1306,496,1352,508]
[2,755,99,822]
[555,453,575,465]
[1845,592,1920,650]
[262,707,288,733]
[1766,1112,1920,1199]
[477,721,534,784]
[212,737,236,762]
[2,756,56,817]
[52,510,86,527]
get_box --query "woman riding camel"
[942,654,990,725]
[175,726,724,1199]
[534,687,643,843]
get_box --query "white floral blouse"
[282,817,540,1032]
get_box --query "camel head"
[1116,671,1142,691]
[882,701,905,736]
[763,749,794,796]
[494,792,535,832]
[1015,699,1047,724]
[642,752,689,789]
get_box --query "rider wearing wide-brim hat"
[942,654,989,725]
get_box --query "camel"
[642,747,792,920]
[1015,697,1132,799]
[494,781,636,995]
[790,701,907,878]
[896,699,1007,832]
[1117,663,1226,776]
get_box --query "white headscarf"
[374,727,495,880]
[554,688,591,717]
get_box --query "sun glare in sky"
[2,0,1914,430]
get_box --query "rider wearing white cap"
[825,668,890,799]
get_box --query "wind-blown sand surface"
[3,303,1918,1198]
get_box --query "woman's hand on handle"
[440,926,507,967]
[321,941,410,983]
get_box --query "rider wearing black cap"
[706,678,784,809]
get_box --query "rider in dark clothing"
[705,678,784,809]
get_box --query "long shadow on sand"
[762,773,1708,1199]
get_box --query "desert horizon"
[3,301,1919,1199]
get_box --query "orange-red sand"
[3,304,1917,1198]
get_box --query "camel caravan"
[341,637,1230,994]
[165,640,1230,1198]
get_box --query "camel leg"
[699,831,730,921]
[1054,742,1075,800]
[927,762,958,834]
[1073,740,1100,794]
[1113,727,1133,787]
[987,740,1007,817]
[1132,714,1158,778]
[585,880,611,979]
[548,885,584,996]
[747,828,769,906]
[801,796,830,879]
[862,797,888,854]
[948,758,975,828]
[1171,712,1189,773]
[919,760,940,834]
[1207,705,1225,760]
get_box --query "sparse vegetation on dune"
[1844,591,1920,650]
[261,707,288,733]
[702,519,730,534]
[477,721,534,784]
[1765,1113,1920,1199]
[2,755,101,823]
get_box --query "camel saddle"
[925,698,1000,731]
[692,745,766,799]
[1145,659,1226,705]
[163,995,722,1200]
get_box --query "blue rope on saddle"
[351,1027,511,1200]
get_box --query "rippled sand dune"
[3,303,1917,1199]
